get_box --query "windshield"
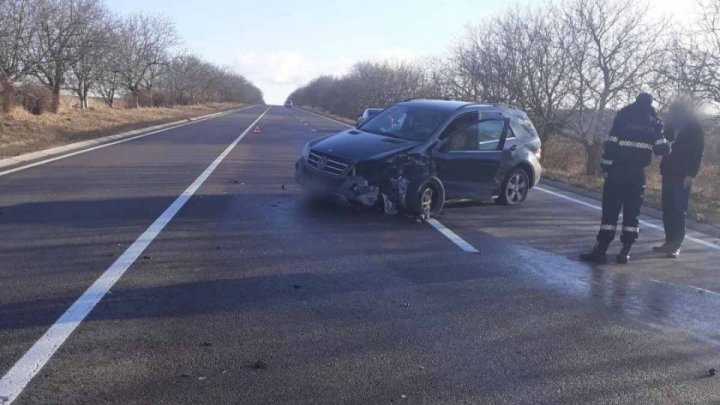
[359,105,450,142]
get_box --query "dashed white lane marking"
[427,219,480,253]
[0,107,271,405]
[536,186,720,251]
[294,108,478,254]
[0,106,258,178]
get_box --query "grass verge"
[0,99,244,159]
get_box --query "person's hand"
[684,176,694,189]
[603,172,609,180]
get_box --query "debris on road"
[142,255,151,260]
[710,368,716,376]
[253,360,268,370]
[201,342,212,347]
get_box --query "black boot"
[616,243,633,264]
[580,241,610,264]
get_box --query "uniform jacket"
[601,103,670,177]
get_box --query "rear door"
[433,113,511,200]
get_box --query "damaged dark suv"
[295,99,542,217]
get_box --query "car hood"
[310,130,419,162]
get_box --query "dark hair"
[636,93,653,107]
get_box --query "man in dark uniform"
[581,93,670,264]
[653,102,705,258]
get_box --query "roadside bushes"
[16,84,52,115]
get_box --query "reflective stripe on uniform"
[618,140,653,150]
[601,159,614,166]
[600,224,617,232]
[655,138,668,145]
[608,136,619,143]
[623,226,640,234]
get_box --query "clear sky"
[105,0,696,104]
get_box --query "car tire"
[497,168,530,206]
[405,176,445,218]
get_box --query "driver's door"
[433,113,510,200]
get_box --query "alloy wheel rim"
[507,173,527,203]
[421,187,434,216]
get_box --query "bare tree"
[491,4,575,143]
[29,0,103,112]
[680,0,720,104]
[561,0,668,175]
[0,0,40,113]
[86,18,121,108]
[63,0,107,109]
[116,14,178,108]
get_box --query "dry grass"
[0,97,243,158]
[542,137,720,227]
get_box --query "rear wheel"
[406,177,445,218]
[497,168,530,206]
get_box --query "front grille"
[307,151,350,176]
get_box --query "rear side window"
[442,118,506,152]
[477,120,505,150]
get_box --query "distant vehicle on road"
[285,100,293,108]
[356,108,383,127]
[296,99,542,217]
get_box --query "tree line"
[288,0,720,175]
[0,0,264,114]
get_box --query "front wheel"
[497,168,530,206]
[405,177,445,218]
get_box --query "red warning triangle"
[252,125,262,134]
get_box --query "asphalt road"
[1,105,719,404]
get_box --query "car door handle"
[509,145,518,152]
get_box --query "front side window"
[443,118,506,152]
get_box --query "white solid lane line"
[0,106,258,178]
[535,186,720,251]
[427,219,480,253]
[0,107,271,405]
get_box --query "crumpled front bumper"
[295,159,380,207]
